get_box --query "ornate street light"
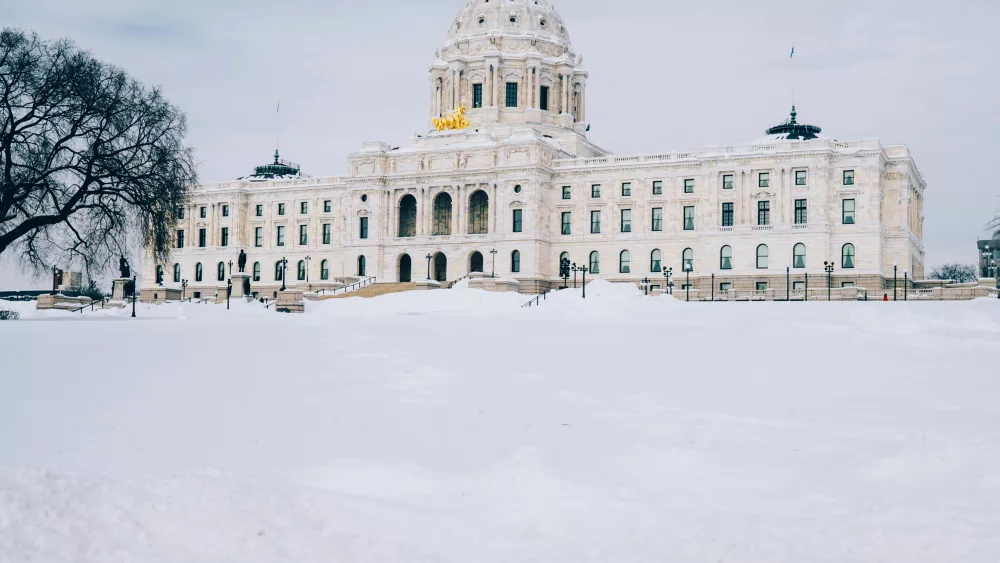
[824,261,835,302]
[893,261,899,301]
[490,249,498,278]
[684,264,693,302]
[426,254,433,280]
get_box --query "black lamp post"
[662,267,673,296]
[426,253,432,280]
[305,255,311,283]
[280,257,288,291]
[786,266,790,302]
[642,277,650,296]
[227,278,232,310]
[711,273,715,301]
[684,265,692,302]
[131,275,137,318]
[824,261,835,301]
[490,249,497,278]
[893,262,898,301]
[572,262,578,289]
[804,270,809,302]
[182,279,188,301]
[579,265,589,298]
[904,270,908,301]
[51,266,58,295]
[228,260,233,277]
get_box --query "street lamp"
[572,262,578,289]
[490,249,498,278]
[579,265,589,299]
[228,260,233,277]
[893,261,898,301]
[280,257,288,292]
[425,254,432,280]
[711,273,715,302]
[227,278,232,310]
[904,269,908,301]
[786,266,791,302]
[824,261,835,301]
[804,269,808,302]
[305,255,312,283]
[181,279,188,301]
[662,267,673,296]
[684,264,693,302]
[641,276,650,296]
[131,275,137,318]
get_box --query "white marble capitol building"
[145,0,927,298]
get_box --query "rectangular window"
[255,227,263,247]
[278,203,285,216]
[540,86,549,111]
[561,212,572,235]
[621,182,632,197]
[256,204,263,217]
[759,172,770,188]
[844,170,855,185]
[221,227,229,247]
[473,83,483,108]
[651,208,663,232]
[222,205,229,217]
[795,170,807,186]
[512,209,523,233]
[684,179,694,193]
[324,200,331,213]
[562,186,571,200]
[758,201,771,226]
[299,224,308,245]
[590,210,601,234]
[276,226,285,247]
[323,223,331,245]
[591,184,601,198]
[198,229,206,248]
[795,199,808,224]
[723,174,734,190]
[620,209,632,233]
[841,281,855,288]
[505,82,518,108]
[359,217,369,239]
[793,281,805,290]
[199,207,207,219]
[176,230,185,249]
[652,180,663,195]
[300,202,308,215]
[722,202,734,227]
[720,282,732,292]
[843,199,856,224]
[683,206,695,231]
[756,282,769,292]
[177,207,185,220]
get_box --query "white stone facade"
[144,0,926,298]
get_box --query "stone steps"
[328,282,418,299]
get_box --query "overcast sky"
[3,0,999,288]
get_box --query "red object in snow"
[883,294,889,302]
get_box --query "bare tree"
[0,28,196,276]
[929,264,978,284]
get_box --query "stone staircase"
[328,282,418,299]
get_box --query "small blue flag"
[790,45,795,58]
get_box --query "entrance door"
[434,253,447,282]
[470,251,484,273]
[399,254,412,282]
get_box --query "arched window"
[559,251,569,264]
[195,262,203,282]
[468,190,489,234]
[358,255,367,277]
[511,250,521,273]
[217,262,226,281]
[252,262,260,282]
[793,243,806,269]
[297,260,306,281]
[650,249,662,272]
[155,265,164,284]
[433,193,453,236]
[469,251,484,273]
[320,260,329,280]
[173,263,181,283]
[275,261,284,281]
[619,250,631,274]
[682,248,694,272]
[398,194,417,238]
[589,251,600,274]
[720,246,733,270]
[842,243,856,269]
[756,245,769,270]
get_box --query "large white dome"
[447,0,572,49]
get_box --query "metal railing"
[447,275,471,289]
[71,298,109,314]
[521,289,554,308]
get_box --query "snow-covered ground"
[2,282,999,562]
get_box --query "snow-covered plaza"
[2,283,999,562]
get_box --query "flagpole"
[276,99,280,157]
[790,43,796,108]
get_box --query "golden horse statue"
[433,105,471,131]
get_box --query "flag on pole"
[790,45,795,59]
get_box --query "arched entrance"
[399,254,412,282]
[434,253,448,282]
[470,251,484,273]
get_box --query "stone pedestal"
[276,290,305,314]
[231,274,250,298]
[415,279,442,290]
[468,276,520,292]
[36,294,92,311]
[111,278,132,301]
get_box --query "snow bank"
[2,290,1000,562]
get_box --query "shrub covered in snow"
[0,310,19,320]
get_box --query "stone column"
[534,67,542,112]
[580,79,586,123]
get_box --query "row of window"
[469,83,551,111]
[556,170,857,201]
[557,243,858,275]
[164,256,371,285]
